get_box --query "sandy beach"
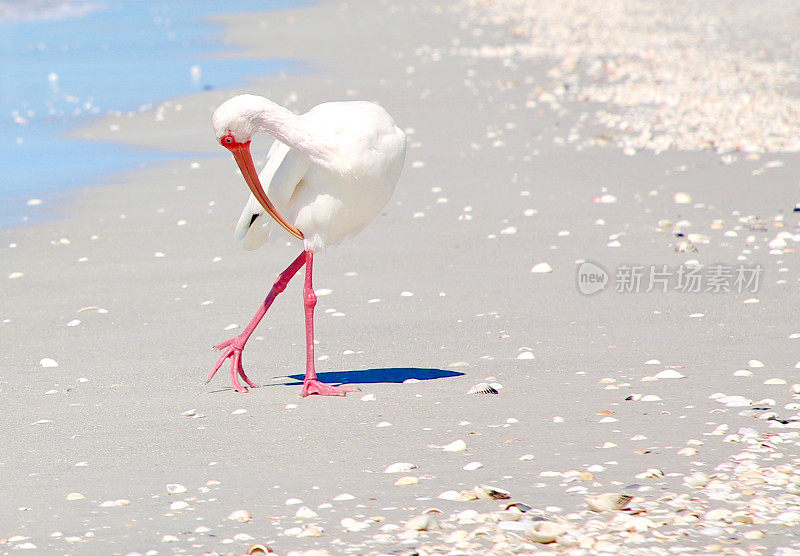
[3,0,800,554]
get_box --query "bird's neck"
[251,97,330,162]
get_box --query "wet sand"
[3,0,800,554]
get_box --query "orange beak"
[228,141,303,240]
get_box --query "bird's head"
[212,94,265,146]
[212,95,303,240]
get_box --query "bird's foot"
[206,336,258,393]
[301,379,359,397]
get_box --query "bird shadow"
[281,367,464,386]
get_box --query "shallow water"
[0,0,303,227]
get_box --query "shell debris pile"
[455,0,800,155]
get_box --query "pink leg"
[206,252,306,392]
[300,250,358,397]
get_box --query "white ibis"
[206,94,406,395]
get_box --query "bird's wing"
[235,140,310,250]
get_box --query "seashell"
[404,514,438,531]
[437,490,461,500]
[99,499,130,508]
[458,489,479,501]
[442,439,467,452]
[495,508,523,521]
[296,524,324,537]
[65,492,84,501]
[462,461,483,471]
[340,517,370,532]
[505,503,532,513]
[743,531,765,540]
[40,358,58,368]
[473,484,510,500]
[531,262,553,273]
[456,509,480,523]
[166,483,187,495]
[384,462,417,474]
[769,236,787,249]
[233,533,254,542]
[447,530,470,543]
[585,493,632,512]
[623,516,655,532]
[654,369,685,379]
[332,492,355,501]
[637,468,663,479]
[466,382,499,395]
[526,521,566,543]
[705,508,733,522]
[777,511,800,525]
[169,501,189,511]
[295,506,318,519]
[227,509,252,522]
[394,476,419,486]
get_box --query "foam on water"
[0,0,102,23]
[0,0,303,227]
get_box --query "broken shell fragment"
[295,506,318,519]
[296,524,324,537]
[442,439,467,452]
[227,509,252,522]
[340,517,370,532]
[473,484,511,500]
[166,483,187,495]
[586,493,633,512]
[384,462,417,473]
[458,489,479,501]
[404,514,439,531]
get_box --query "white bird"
[205,94,406,395]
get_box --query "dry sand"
[3,0,800,554]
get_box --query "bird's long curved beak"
[229,143,303,240]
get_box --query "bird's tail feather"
[235,195,272,250]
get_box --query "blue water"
[0,0,304,227]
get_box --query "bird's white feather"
[235,139,310,250]
[222,97,406,252]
